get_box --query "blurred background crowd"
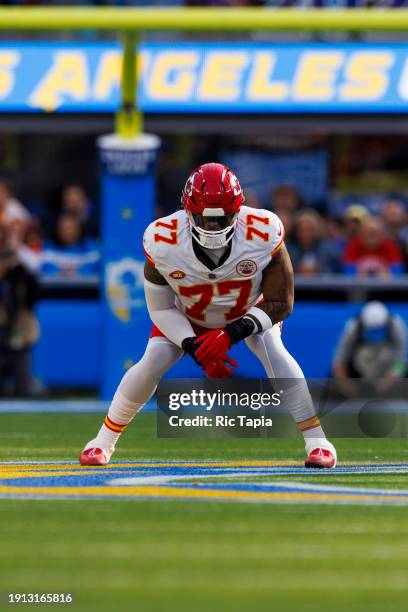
[3,176,408,279]
[1,131,408,280]
[0,180,99,278]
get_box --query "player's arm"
[254,243,294,327]
[220,243,294,341]
[144,260,196,348]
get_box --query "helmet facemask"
[188,208,238,250]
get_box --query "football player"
[80,163,336,468]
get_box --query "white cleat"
[304,438,337,469]
[79,440,114,466]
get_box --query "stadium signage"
[1,42,408,113]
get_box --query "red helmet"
[181,163,244,249]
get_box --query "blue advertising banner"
[1,41,408,113]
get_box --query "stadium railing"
[38,274,408,304]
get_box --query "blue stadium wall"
[33,301,408,387]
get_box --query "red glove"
[195,329,232,365]
[203,355,238,379]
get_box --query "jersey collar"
[191,237,233,271]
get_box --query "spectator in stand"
[8,219,43,274]
[271,186,300,254]
[0,224,6,244]
[381,199,407,243]
[270,184,302,215]
[286,209,340,275]
[326,215,346,262]
[277,209,295,243]
[24,220,43,254]
[244,188,261,209]
[0,241,39,397]
[343,204,369,240]
[41,213,100,277]
[381,199,408,272]
[342,216,404,276]
[61,184,98,237]
[0,179,30,229]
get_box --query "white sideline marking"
[257,480,408,496]
[0,400,155,413]
[107,471,264,486]
[108,473,408,498]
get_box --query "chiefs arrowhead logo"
[170,270,186,280]
[236,260,257,277]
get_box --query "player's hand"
[181,336,237,377]
[194,329,232,365]
[204,355,238,379]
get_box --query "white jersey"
[143,205,284,329]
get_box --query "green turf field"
[1,412,408,612]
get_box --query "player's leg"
[80,337,183,465]
[245,325,337,468]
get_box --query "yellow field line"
[0,483,406,503]
[1,460,404,472]
[0,460,302,472]
[0,470,96,480]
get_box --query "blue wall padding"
[33,301,408,387]
[33,301,102,386]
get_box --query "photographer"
[0,245,39,396]
[333,302,407,394]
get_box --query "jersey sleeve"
[269,212,285,259]
[247,208,285,259]
[143,222,157,267]
[143,212,182,270]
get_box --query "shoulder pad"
[143,211,184,267]
[242,207,285,258]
